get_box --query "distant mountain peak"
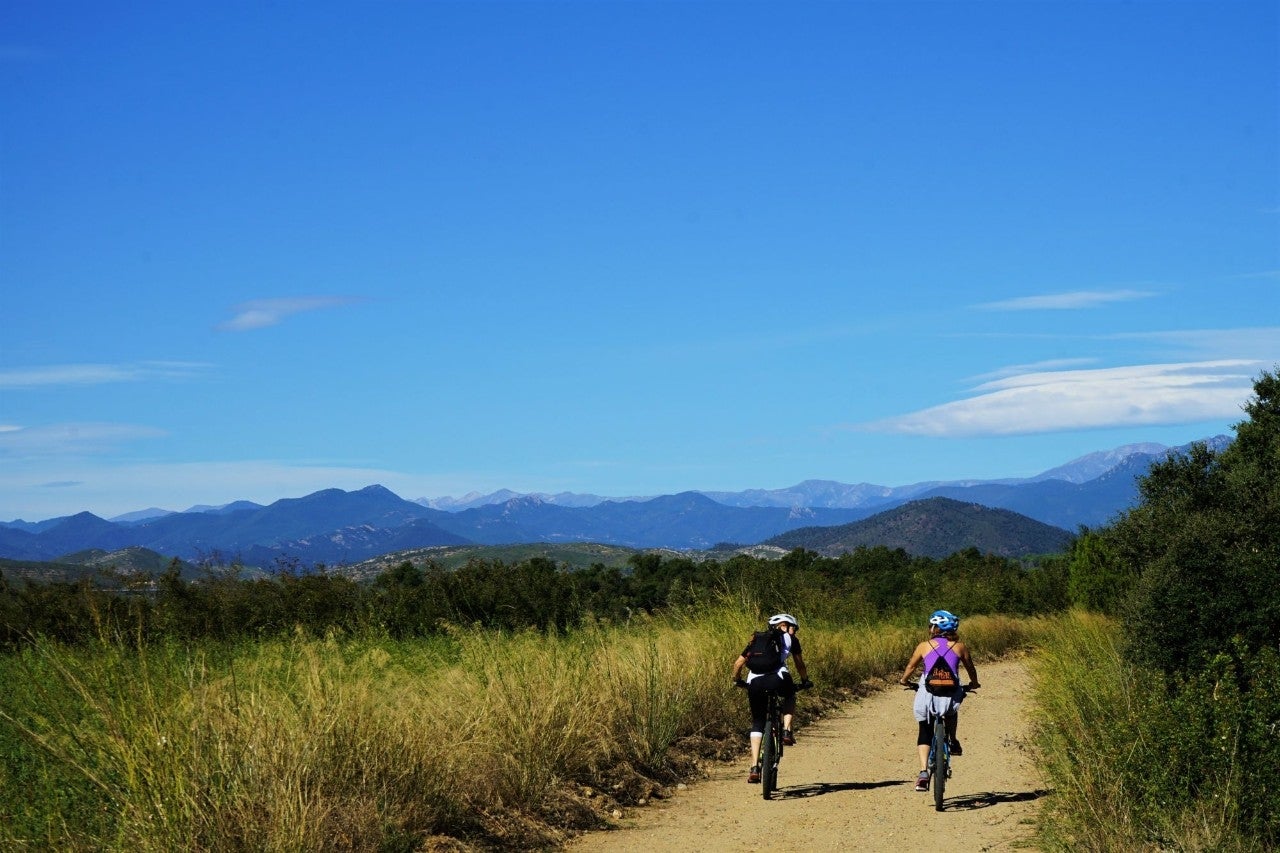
[1031,443,1170,484]
[1032,434,1233,484]
[416,489,523,511]
[110,507,174,524]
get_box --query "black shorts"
[746,671,796,735]
[917,713,957,746]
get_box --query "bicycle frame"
[920,685,970,811]
[925,704,952,811]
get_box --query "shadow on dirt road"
[932,788,1053,811]
[773,780,907,799]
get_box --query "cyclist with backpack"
[731,613,811,783]
[899,609,980,792]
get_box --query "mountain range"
[0,435,1230,570]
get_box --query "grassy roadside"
[1029,611,1279,852]
[0,607,1045,851]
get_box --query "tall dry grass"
[1029,610,1147,851]
[0,606,1046,851]
[1030,611,1275,852]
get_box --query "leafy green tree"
[0,575,23,644]
[625,552,724,611]
[835,546,916,614]
[1112,367,1280,674]
[371,561,430,637]
[1066,529,1131,614]
[278,568,362,636]
[934,548,1019,615]
[1024,553,1070,613]
[566,563,632,620]
[509,557,576,630]
[154,561,213,639]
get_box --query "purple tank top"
[924,637,960,677]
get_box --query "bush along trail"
[571,657,1047,853]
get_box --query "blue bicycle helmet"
[929,609,959,632]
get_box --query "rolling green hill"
[764,496,1074,559]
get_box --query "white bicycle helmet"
[768,613,798,628]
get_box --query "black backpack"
[744,628,785,674]
[924,640,961,696]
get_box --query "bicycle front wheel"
[931,716,947,811]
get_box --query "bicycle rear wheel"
[931,715,947,811]
[761,699,779,799]
[757,722,778,794]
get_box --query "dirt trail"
[570,659,1049,852]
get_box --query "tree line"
[1,543,1070,647]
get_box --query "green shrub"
[1033,612,1279,851]
[1155,642,1280,846]
[1111,369,1280,675]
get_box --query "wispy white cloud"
[0,423,167,456]
[0,361,210,389]
[863,360,1263,437]
[218,296,364,331]
[969,358,1098,383]
[1109,327,1280,360]
[976,289,1157,311]
[949,327,1279,362]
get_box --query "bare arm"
[956,642,980,688]
[790,651,809,682]
[899,641,927,686]
[731,654,748,681]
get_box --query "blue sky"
[2,1,1277,522]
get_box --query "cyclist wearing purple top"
[899,609,980,792]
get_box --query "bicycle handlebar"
[734,677,814,691]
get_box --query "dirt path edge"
[568,658,1049,853]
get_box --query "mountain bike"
[741,678,811,800]
[909,684,976,811]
